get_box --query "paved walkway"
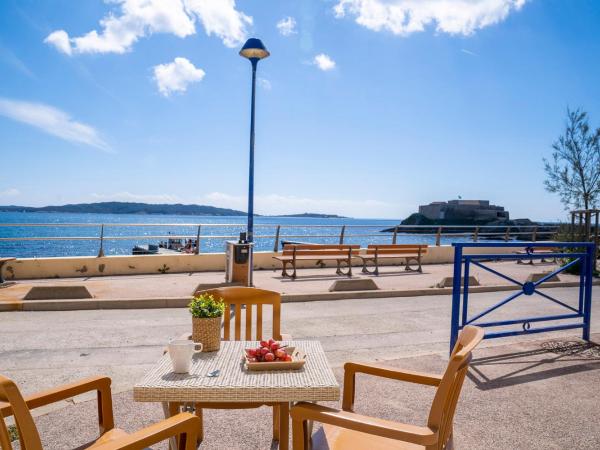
[0,288,598,448]
[0,260,581,308]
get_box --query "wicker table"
[134,340,340,450]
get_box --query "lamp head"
[239,38,270,61]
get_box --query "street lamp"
[239,38,270,244]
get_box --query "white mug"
[168,340,203,373]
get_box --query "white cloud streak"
[91,192,180,203]
[201,192,392,218]
[460,48,478,56]
[153,57,205,97]
[276,16,297,36]
[45,0,251,55]
[0,98,110,152]
[258,78,271,90]
[0,188,20,198]
[313,53,336,71]
[334,0,527,36]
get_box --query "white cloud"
[461,48,478,56]
[44,30,72,55]
[186,0,252,47]
[45,0,251,55]
[91,192,180,203]
[313,53,336,71]
[0,188,20,198]
[258,78,271,90]
[276,16,297,36]
[0,98,110,151]
[153,57,205,97]
[334,0,527,36]
[201,192,393,218]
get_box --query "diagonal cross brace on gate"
[450,242,595,353]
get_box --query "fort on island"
[418,199,509,221]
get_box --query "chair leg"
[292,416,309,450]
[194,406,204,444]
[280,402,290,450]
[272,404,280,441]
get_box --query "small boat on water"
[132,237,198,255]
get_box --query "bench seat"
[273,245,360,279]
[357,245,428,275]
[514,247,557,264]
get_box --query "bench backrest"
[365,244,428,256]
[282,244,360,256]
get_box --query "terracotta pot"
[192,316,222,352]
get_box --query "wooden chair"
[290,325,484,450]
[0,374,200,450]
[182,287,292,444]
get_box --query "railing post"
[195,225,201,254]
[532,226,538,242]
[97,224,105,257]
[435,227,442,246]
[392,226,398,245]
[273,225,281,252]
[450,244,463,354]
[504,226,511,242]
[473,226,479,242]
[339,225,346,245]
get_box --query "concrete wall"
[2,245,519,280]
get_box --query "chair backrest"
[197,287,283,341]
[427,326,484,449]
[0,375,43,450]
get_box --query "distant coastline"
[0,202,347,219]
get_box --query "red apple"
[264,352,275,362]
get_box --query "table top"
[134,340,340,403]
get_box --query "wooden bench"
[0,257,15,284]
[357,244,428,275]
[515,246,557,265]
[273,244,360,279]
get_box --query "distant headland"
[0,202,346,218]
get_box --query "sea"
[0,212,470,258]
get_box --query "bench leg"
[281,261,290,278]
[405,257,422,272]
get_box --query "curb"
[1,280,596,311]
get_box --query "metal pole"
[195,225,201,255]
[583,244,594,341]
[97,224,105,257]
[247,58,258,243]
[450,244,463,354]
[339,225,346,245]
[392,226,398,245]
[435,227,442,246]
[273,225,281,252]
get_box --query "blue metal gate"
[450,242,595,353]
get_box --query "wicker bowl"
[192,316,222,352]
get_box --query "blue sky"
[1,0,599,220]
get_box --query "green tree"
[544,108,600,210]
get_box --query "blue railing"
[450,242,595,353]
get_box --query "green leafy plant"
[188,294,225,319]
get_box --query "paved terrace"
[0,260,586,310]
[1,288,599,449]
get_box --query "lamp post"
[239,38,270,244]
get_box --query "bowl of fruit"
[244,339,306,371]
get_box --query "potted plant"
[189,293,225,352]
